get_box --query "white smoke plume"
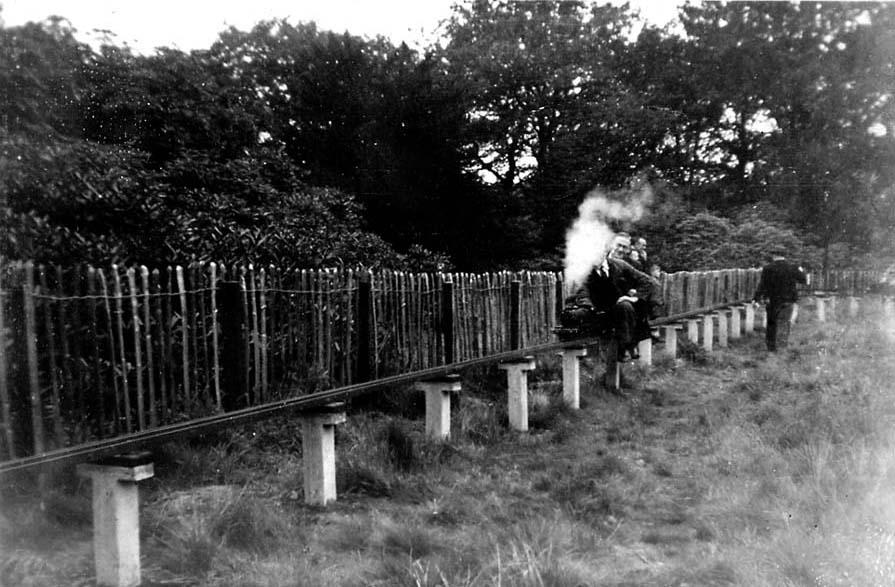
[563,181,655,290]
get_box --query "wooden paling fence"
[0,261,881,464]
[0,263,561,462]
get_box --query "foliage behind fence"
[0,261,883,462]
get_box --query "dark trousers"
[766,301,795,351]
[611,300,638,348]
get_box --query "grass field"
[2,298,895,586]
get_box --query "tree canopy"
[2,1,893,271]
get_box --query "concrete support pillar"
[498,357,536,431]
[77,453,155,587]
[744,304,755,334]
[637,336,653,367]
[300,402,347,505]
[702,314,714,352]
[686,319,700,343]
[829,295,838,318]
[558,346,587,409]
[663,324,682,358]
[715,310,728,348]
[415,375,461,440]
[760,305,767,329]
[729,306,743,340]
[816,296,826,322]
[884,296,894,317]
[848,296,859,317]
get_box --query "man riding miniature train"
[565,234,662,362]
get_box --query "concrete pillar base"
[77,452,154,587]
[744,304,755,333]
[848,296,859,317]
[498,357,536,431]
[715,310,728,348]
[415,375,461,440]
[637,337,653,367]
[816,296,826,322]
[558,346,587,409]
[702,314,714,352]
[662,324,682,358]
[730,306,743,340]
[686,319,700,344]
[300,403,347,505]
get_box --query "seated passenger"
[586,236,660,362]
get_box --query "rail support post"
[730,306,743,339]
[499,357,536,431]
[300,402,346,506]
[415,375,461,440]
[715,310,728,348]
[663,324,682,358]
[744,303,755,333]
[558,345,587,409]
[637,336,653,367]
[816,296,827,322]
[77,452,154,587]
[885,296,894,317]
[686,318,700,344]
[848,296,859,317]
[702,314,713,352]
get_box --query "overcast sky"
[1,0,682,53]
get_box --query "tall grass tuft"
[211,491,291,553]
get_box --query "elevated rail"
[1,295,778,475]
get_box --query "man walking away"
[753,248,807,351]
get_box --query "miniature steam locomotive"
[553,300,611,341]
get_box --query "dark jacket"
[754,259,806,304]
[585,257,658,312]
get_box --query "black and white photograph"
[1,1,894,585]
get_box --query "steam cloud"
[563,181,655,290]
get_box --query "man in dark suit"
[586,236,660,362]
[753,250,807,351]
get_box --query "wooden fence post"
[511,280,522,350]
[555,278,565,324]
[442,276,455,364]
[22,262,45,456]
[218,282,245,410]
[356,272,373,382]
